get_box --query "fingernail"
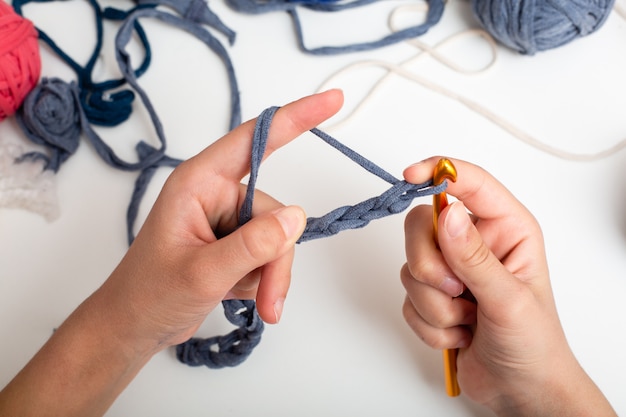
[439,277,464,297]
[444,202,469,238]
[274,206,305,239]
[273,298,285,323]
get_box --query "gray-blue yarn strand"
[226,0,445,54]
[133,0,237,45]
[113,5,252,370]
[241,106,447,244]
[115,6,242,136]
[176,106,446,368]
[119,6,242,244]
[176,108,275,369]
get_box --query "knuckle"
[431,307,455,330]
[406,256,438,287]
[239,223,277,262]
[462,240,493,270]
[400,263,415,288]
[402,297,451,350]
[404,205,431,232]
[401,296,416,322]
[419,328,449,350]
[232,272,261,292]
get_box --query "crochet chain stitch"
[241,107,448,244]
[176,106,447,368]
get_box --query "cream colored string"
[615,1,626,20]
[317,3,626,162]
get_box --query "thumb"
[206,205,307,295]
[438,201,522,312]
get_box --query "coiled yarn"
[471,0,616,55]
[0,1,40,121]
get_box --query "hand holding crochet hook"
[400,157,617,415]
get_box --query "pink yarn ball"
[0,1,41,121]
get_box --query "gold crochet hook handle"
[432,158,461,397]
[433,158,457,246]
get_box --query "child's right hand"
[400,157,616,416]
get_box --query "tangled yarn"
[14,1,239,175]
[133,0,237,45]
[10,0,245,368]
[471,0,616,55]
[226,0,445,54]
[12,0,154,127]
[227,0,615,55]
[0,1,40,121]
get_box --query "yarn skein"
[0,1,40,121]
[471,0,616,55]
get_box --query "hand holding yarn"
[0,90,341,417]
[101,90,342,351]
[401,157,618,415]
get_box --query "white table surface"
[1,0,626,415]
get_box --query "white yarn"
[615,1,626,19]
[0,134,60,221]
[317,2,626,162]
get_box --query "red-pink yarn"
[0,1,41,121]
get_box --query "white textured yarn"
[615,1,626,19]
[317,2,626,161]
[0,134,59,221]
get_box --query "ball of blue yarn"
[471,0,615,55]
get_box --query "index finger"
[189,89,344,182]
[403,156,529,221]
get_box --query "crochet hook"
[432,158,461,397]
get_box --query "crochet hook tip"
[432,158,461,398]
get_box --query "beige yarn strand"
[317,2,626,162]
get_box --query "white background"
[1,0,625,415]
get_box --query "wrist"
[84,275,172,361]
[0,288,156,417]
[489,353,616,417]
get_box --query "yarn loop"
[240,108,447,245]
[176,300,264,368]
[176,105,446,369]
[0,1,40,121]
